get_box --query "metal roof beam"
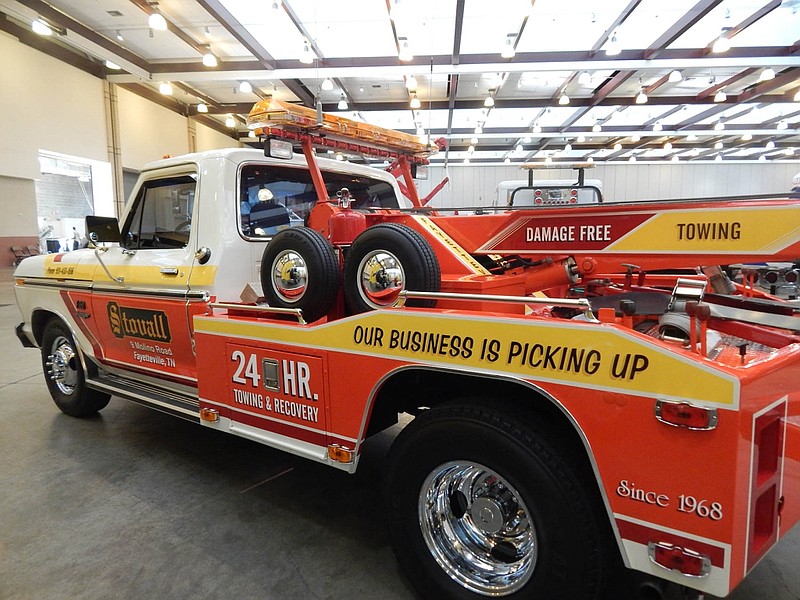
[644,0,723,60]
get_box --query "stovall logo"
[107,302,171,343]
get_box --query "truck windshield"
[239,164,397,238]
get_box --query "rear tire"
[41,319,110,417]
[385,402,606,599]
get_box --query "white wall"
[0,31,108,180]
[416,161,800,208]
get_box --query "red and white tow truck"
[13,99,800,599]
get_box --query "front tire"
[41,319,110,417]
[385,402,606,599]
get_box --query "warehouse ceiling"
[1,0,799,165]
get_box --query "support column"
[103,80,125,217]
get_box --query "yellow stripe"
[196,311,737,406]
[609,207,800,254]
[414,215,491,274]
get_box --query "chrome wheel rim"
[271,250,307,303]
[357,250,404,308]
[418,460,536,596]
[47,335,78,395]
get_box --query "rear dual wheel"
[385,402,607,599]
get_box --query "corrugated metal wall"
[414,162,800,208]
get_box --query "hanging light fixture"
[470,137,479,145]
[405,75,417,90]
[592,122,602,133]
[605,30,621,56]
[759,68,775,82]
[635,88,648,104]
[577,135,586,143]
[740,132,752,141]
[578,71,591,86]
[159,82,173,95]
[715,154,723,162]
[653,121,662,132]
[631,134,641,142]
[712,28,731,53]
[532,122,542,134]
[714,141,723,150]
[501,36,515,59]
[671,155,680,162]
[115,29,124,41]
[668,70,683,83]
[714,120,725,131]
[148,5,168,31]
[515,143,523,152]
[300,40,314,64]
[105,60,122,70]
[663,142,673,150]
[202,51,218,68]
[31,19,53,36]
[197,102,208,113]
[558,93,570,105]
[468,145,475,154]
[795,89,800,101]
[687,133,699,141]
[613,142,622,151]
[629,156,636,162]
[398,38,413,62]
[714,90,727,103]
[484,95,495,107]
[320,78,334,91]
[587,156,594,163]
[504,157,511,164]
[248,130,256,139]
[474,125,483,134]
[564,142,573,151]
[239,81,253,94]
[545,156,553,164]
[410,93,421,109]
[225,115,236,128]
[777,120,788,130]
[766,140,776,150]
[338,94,348,110]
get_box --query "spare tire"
[343,223,440,313]
[260,227,340,323]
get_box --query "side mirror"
[85,215,121,243]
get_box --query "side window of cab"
[124,174,197,249]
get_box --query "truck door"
[88,168,203,384]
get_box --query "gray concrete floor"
[0,266,798,600]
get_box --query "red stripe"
[616,519,726,568]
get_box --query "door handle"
[160,267,179,276]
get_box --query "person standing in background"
[72,227,81,251]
